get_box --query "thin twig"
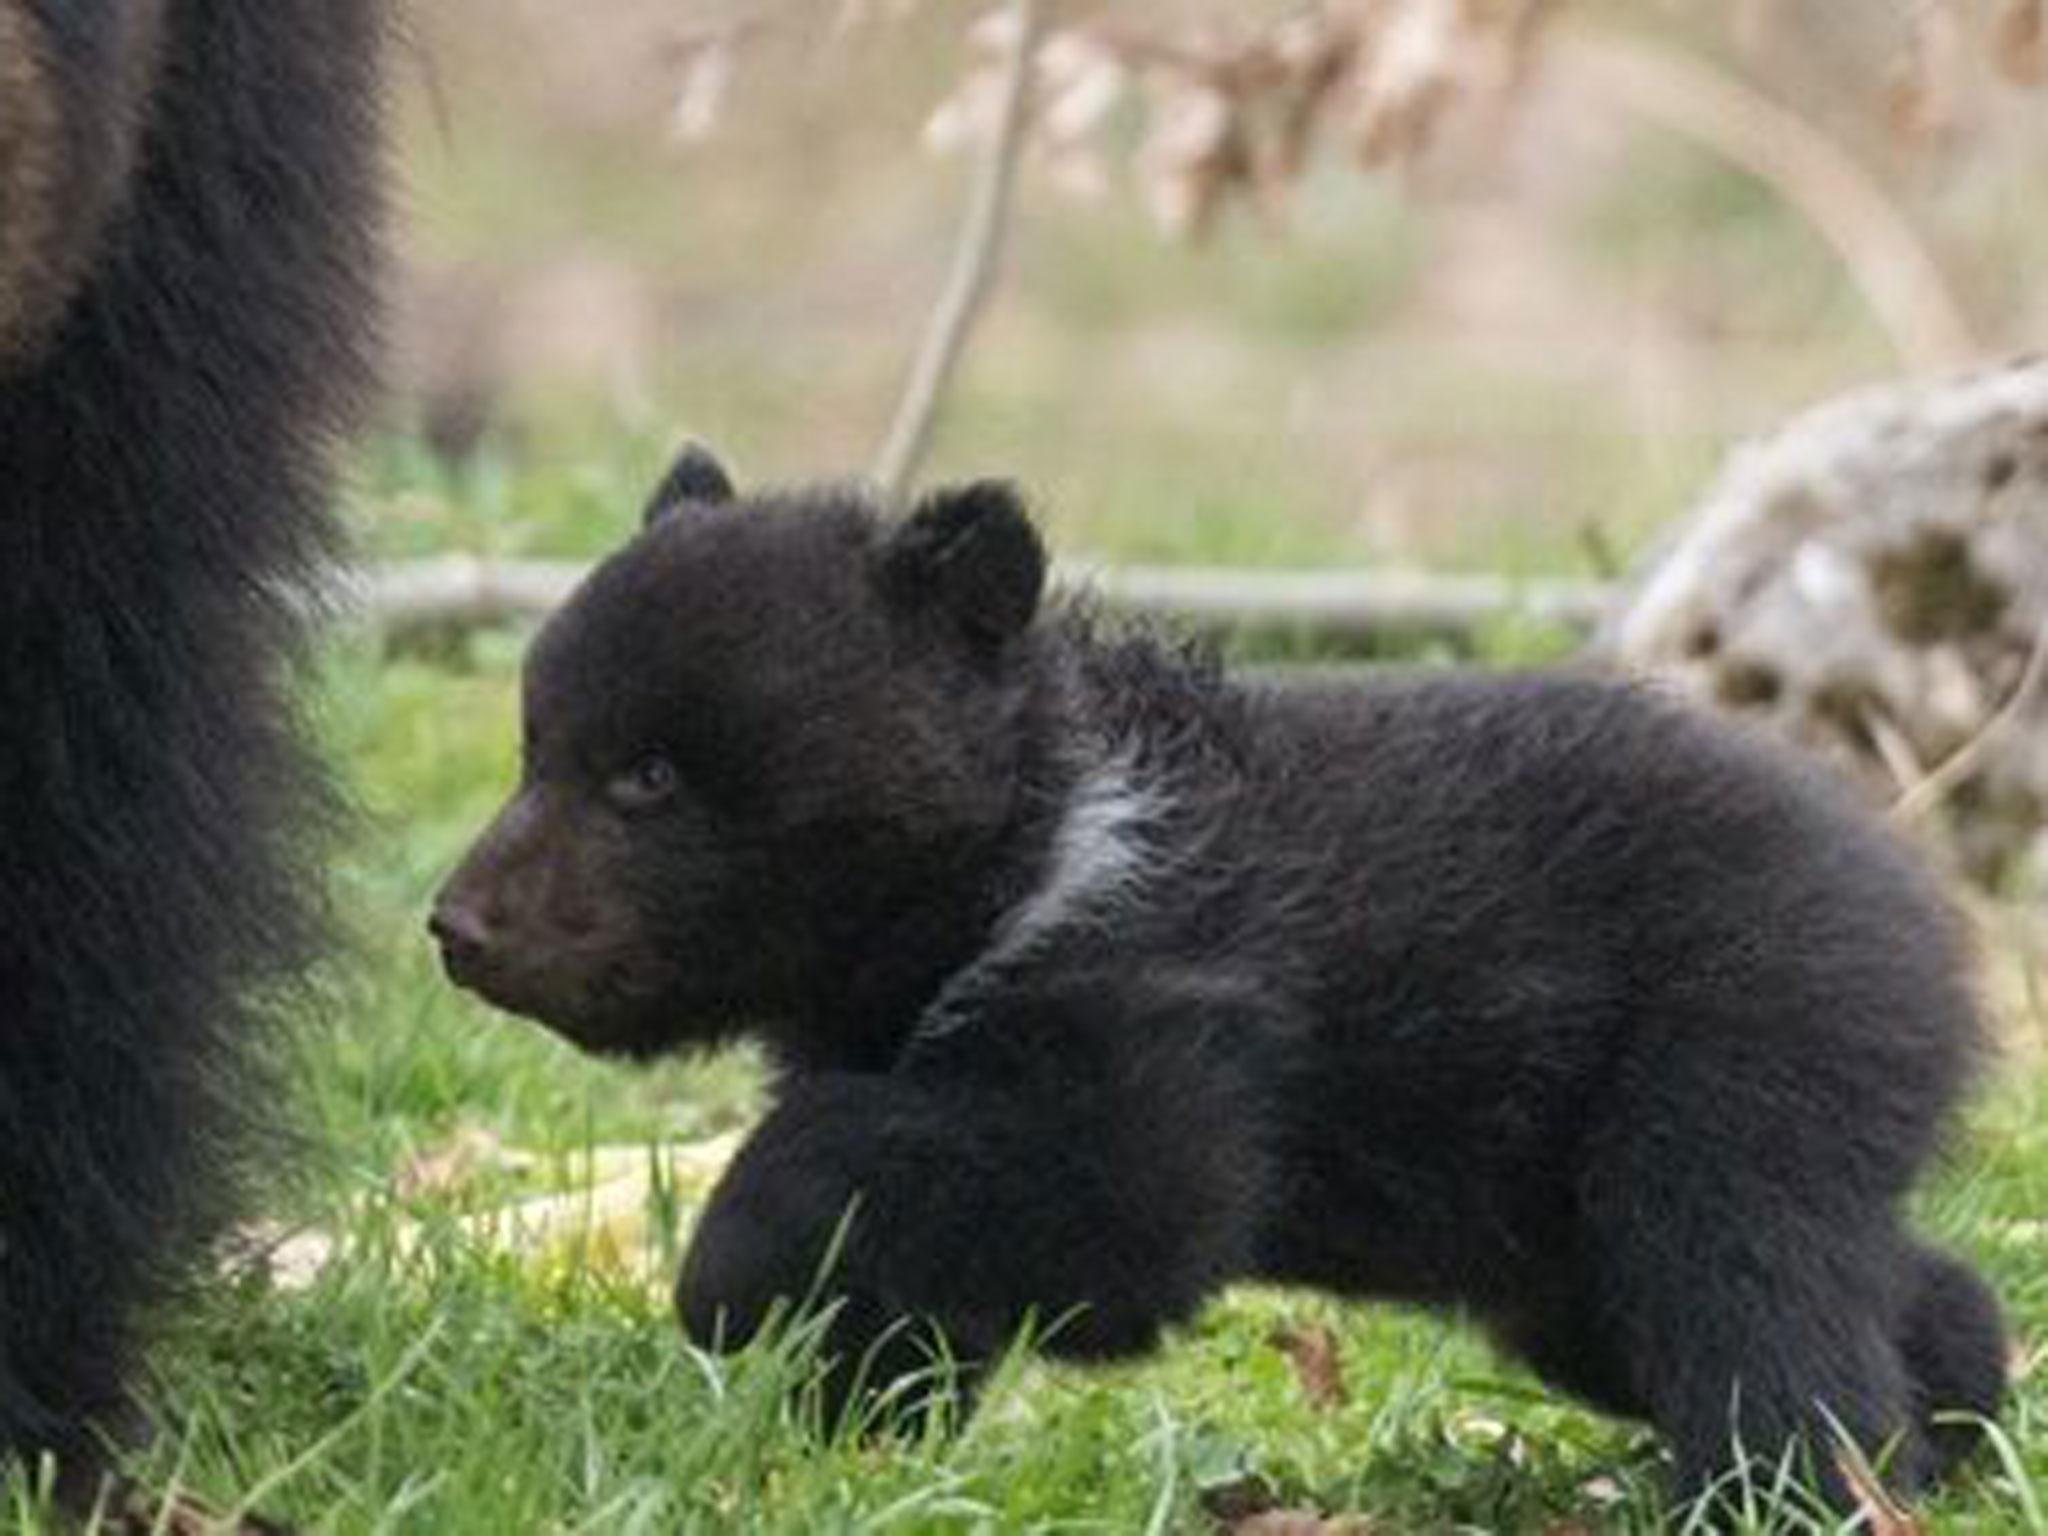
[1892,617,2048,826]
[1563,29,1977,372]
[873,0,1044,502]
[1863,704,1930,796]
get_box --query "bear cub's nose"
[428,899,493,981]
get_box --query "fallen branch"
[1067,560,1606,637]
[1892,616,2048,827]
[344,556,593,633]
[347,555,1609,643]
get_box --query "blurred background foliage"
[367,0,2048,580]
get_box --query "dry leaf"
[1348,0,1465,168]
[1888,0,1967,144]
[104,1483,293,1536]
[653,21,759,148]
[1492,0,1560,89]
[1269,13,1357,181]
[1199,1472,1281,1525]
[667,39,736,144]
[453,1132,743,1284]
[1225,1512,1377,1536]
[223,1219,337,1292]
[1038,30,1126,144]
[393,1124,531,1198]
[1269,1321,1348,1410]
[924,69,1009,155]
[1994,0,2048,85]
[1034,30,1126,201]
[930,2,1552,240]
[1136,72,1248,241]
[1835,1452,1925,1536]
[1577,1473,1627,1506]
[926,15,1123,200]
[227,1134,743,1295]
[2011,1336,2042,1382]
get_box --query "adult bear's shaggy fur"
[0,0,382,1495]
[436,454,2007,1516]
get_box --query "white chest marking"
[996,757,1160,954]
[916,755,1165,1037]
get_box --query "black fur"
[436,454,2007,1514]
[643,442,737,527]
[0,0,381,1495]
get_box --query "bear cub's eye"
[606,753,679,813]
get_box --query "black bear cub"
[434,448,2006,1514]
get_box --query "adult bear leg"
[2,0,385,1511]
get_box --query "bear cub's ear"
[642,443,737,528]
[881,479,1046,644]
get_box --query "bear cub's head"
[431,446,1051,1059]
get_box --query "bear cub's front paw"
[675,1214,977,1437]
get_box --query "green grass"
[1,597,2037,1533]
[8,440,2045,1531]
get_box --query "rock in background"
[1601,356,2048,887]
